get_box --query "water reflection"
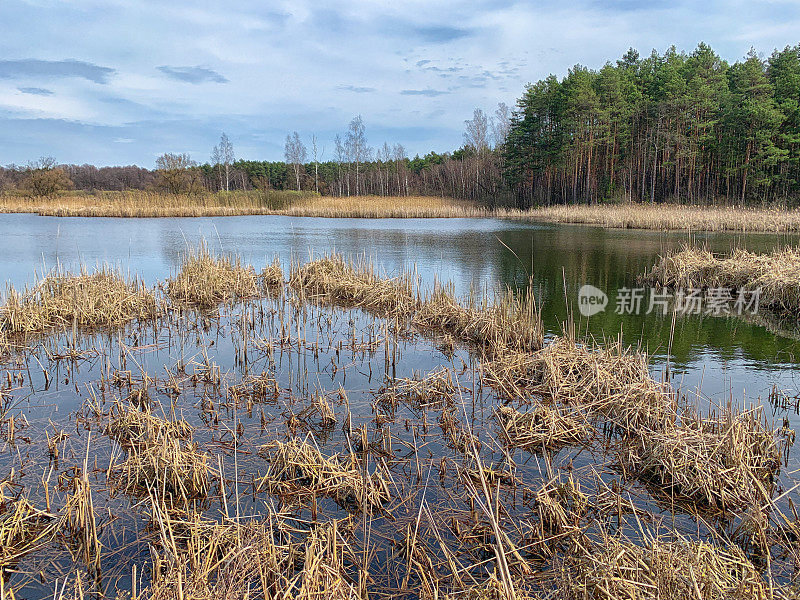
[2,213,800,404]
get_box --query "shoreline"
[3,193,800,233]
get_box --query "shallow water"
[2,213,800,597]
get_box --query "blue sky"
[1,0,799,167]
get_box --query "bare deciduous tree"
[155,152,199,195]
[345,116,369,196]
[22,156,73,197]
[310,134,323,194]
[284,132,307,191]
[211,132,235,192]
[492,102,511,148]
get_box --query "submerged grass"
[1,267,159,334]
[645,245,800,314]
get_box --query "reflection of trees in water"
[489,225,800,368]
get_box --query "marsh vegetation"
[1,246,799,600]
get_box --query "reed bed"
[413,285,542,354]
[507,202,800,232]
[484,337,674,432]
[0,191,480,219]
[559,534,774,599]
[258,437,390,510]
[0,267,159,334]
[526,475,587,559]
[645,245,800,314]
[290,253,418,316]
[167,244,264,307]
[262,257,285,289]
[618,406,784,511]
[496,405,592,452]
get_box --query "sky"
[1,0,800,167]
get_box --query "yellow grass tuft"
[496,404,592,452]
[167,243,264,307]
[1,267,159,334]
[290,253,418,316]
[413,285,542,354]
[258,437,390,510]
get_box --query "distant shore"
[2,192,800,233]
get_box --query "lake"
[2,213,800,596]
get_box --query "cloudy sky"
[1,0,799,167]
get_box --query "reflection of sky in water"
[2,212,800,415]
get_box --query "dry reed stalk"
[645,245,800,313]
[0,489,56,569]
[62,468,101,574]
[496,405,591,452]
[412,285,542,354]
[167,243,262,307]
[378,366,459,410]
[0,267,159,334]
[486,337,674,432]
[618,406,784,511]
[290,253,418,316]
[559,534,773,599]
[258,437,390,510]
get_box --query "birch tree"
[284,132,307,191]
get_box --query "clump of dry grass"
[559,534,773,599]
[146,513,356,600]
[523,475,587,559]
[0,489,56,569]
[104,402,192,450]
[290,253,418,316]
[484,338,674,432]
[413,285,542,354]
[378,367,459,410]
[105,404,210,502]
[167,244,262,307]
[496,405,591,452]
[645,245,800,313]
[258,437,390,510]
[262,257,284,289]
[618,406,784,511]
[0,267,159,334]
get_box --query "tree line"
[3,42,799,207]
[503,44,800,207]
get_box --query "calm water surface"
[2,212,799,408]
